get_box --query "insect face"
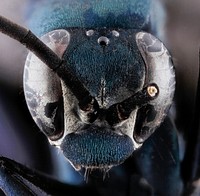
[24,28,175,170]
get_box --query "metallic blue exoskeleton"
[22,0,176,171]
[0,0,183,195]
[28,0,151,35]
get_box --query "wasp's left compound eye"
[23,29,71,140]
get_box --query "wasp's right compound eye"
[134,32,176,143]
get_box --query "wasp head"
[23,28,175,170]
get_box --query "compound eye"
[23,29,70,141]
[134,32,176,143]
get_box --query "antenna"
[0,15,98,119]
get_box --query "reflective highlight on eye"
[147,85,158,97]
